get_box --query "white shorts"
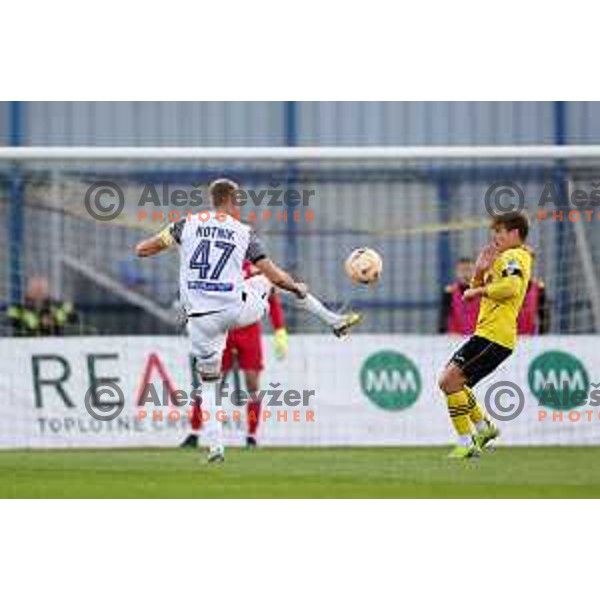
[187,275,273,376]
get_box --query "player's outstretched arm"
[135,227,175,257]
[135,235,167,257]
[253,258,307,298]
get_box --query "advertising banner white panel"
[0,335,598,447]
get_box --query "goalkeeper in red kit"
[180,260,287,448]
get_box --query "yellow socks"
[465,386,487,430]
[446,387,491,445]
[446,390,472,436]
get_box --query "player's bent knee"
[439,365,465,395]
[193,356,222,383]
[438,372,450,394]
[198,363,221,382]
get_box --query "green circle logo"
[360,350,421,410]
[528,350,590,410]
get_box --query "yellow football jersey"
[473,245,533,350]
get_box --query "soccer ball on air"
[344,247,383,285]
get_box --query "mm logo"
[360,350,421,411]
[528,350,590,410]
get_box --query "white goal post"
[2,145,600,161]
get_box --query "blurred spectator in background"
[517,277,550,335]
[438,258,480,335]
[6,276,78,336]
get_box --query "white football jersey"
[164,212,267,314]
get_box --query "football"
[344,247,383,284]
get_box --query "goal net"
[0,146,599,447]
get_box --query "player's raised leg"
[295,292,362,337]
[241,272,361,336]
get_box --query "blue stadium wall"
[2,102,600,146]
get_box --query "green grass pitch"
[0,446,599,498]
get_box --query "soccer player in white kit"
[135,179,361,463]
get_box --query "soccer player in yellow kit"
[438,211,533,459]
